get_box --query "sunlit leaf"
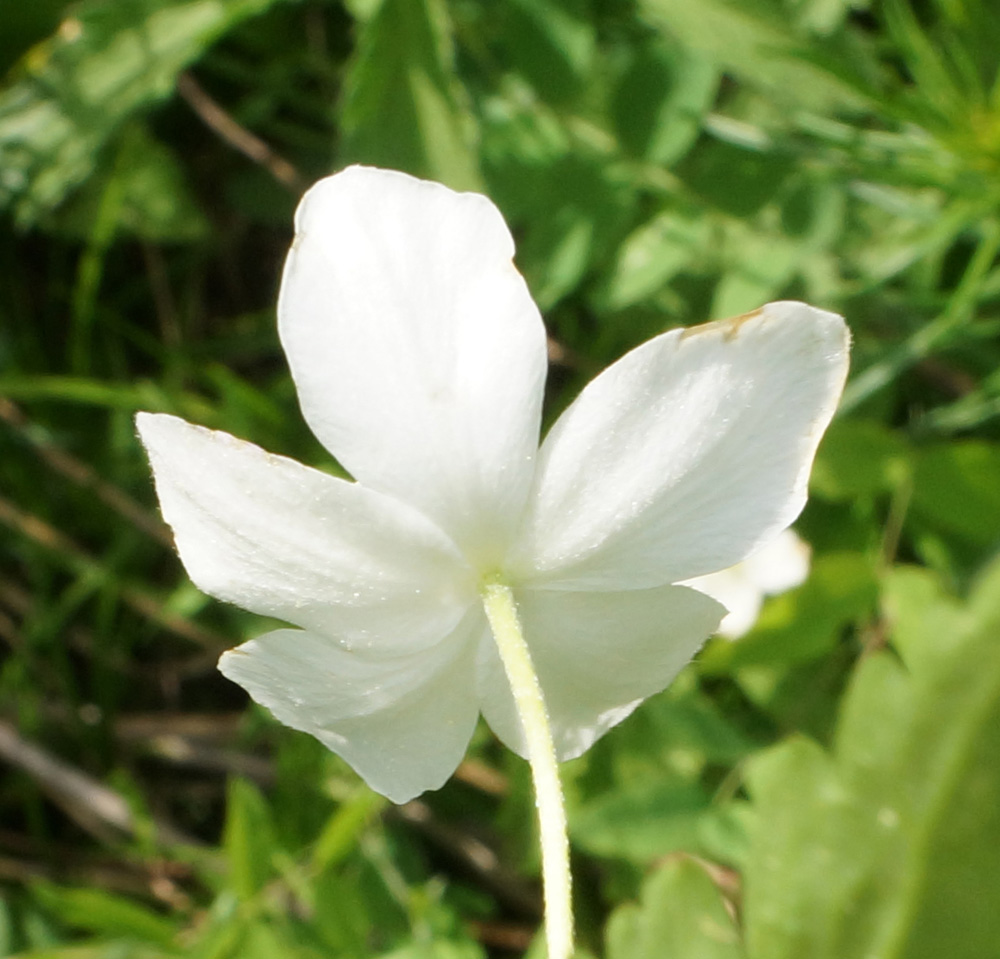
[29,882,179,947]
[606,858,744,959]
[0,0,289,225]
[638,0,868,111]
[340,0,481,190]
[911,441,1000,547]
[612,36,718,166]
[743,556,1000,959]
[223,778,279,901]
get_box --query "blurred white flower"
[137,166,849,803]
[683,529,812,639]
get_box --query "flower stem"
[481,581,573,959]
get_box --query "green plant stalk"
[840,217,1000,414]
[481,581,573,959]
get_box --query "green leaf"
[311,788,386,872]
[612,36,718,167]
[599,208,710,311]
[48,122,208,241]
[880,565,967,670]
[492,0,596,107]
[811,419,912,501]
[504,152,633,311]
[376,943,485,959]
[911,441,1000,547]
[676,137,795,219]
[0,0,288,226]
[606,858,744,959]
[712,229,803,317]
[340,0,481,191]
[571,780,709,860]
[742,556,1000,959]
[637,0,866,111]
[701,551,878,672]
[223,778,278,901]
[0,0,66,75]
[30,882,179,947]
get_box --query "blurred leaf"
[638,0,867,111]
[0,0,68,75]
[701,552,878,672]
[811,419,912,501]
[229,921,306,959]
[599,207,711,311]
[606,858,744,959]
[743,556,1000,958]
[223,778,279,901]
[309,871,373,954]
[0,0,288,226]
[51,122,208,241]
[30,882,179,947]
[493,0,596,106]
[506,153,633,311]
[340,0,481,190]
[571,780,747,865]
[677,137,795,219]
[910,440,1000,547]
[6,947,175,958]
[712,228,803,316]
[881,564,967,669]
[605,683,761,771]
[612,36,718,167]
[376,942,484,959]
[311,789,385,872]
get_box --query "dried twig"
[468,919,535,952]
[0,720,198,847]
[177,72,307,192]
[115,712,274,785]
[0,826,197,908]
[454,757,508,797]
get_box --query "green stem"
[481,581,573,959]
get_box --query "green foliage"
[341,0,481,190]
[2,0,999,955]
[0,0,291,227]
[605,858,742,958]
[742,558,1000,959]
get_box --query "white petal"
[682,530,810,638]
[512,302,849,589]
[475,585,724,761]
[682,567,763,639]
[741,528,811,594]
[137,412,474,652]
[278,166,548,568]
[220,610,484,802]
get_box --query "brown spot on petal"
[680,307,764,342]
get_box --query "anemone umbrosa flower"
[138,166,849,807]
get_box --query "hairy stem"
[481,581,573,959]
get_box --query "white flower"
[137,166,849,803]
[683,529,812,638]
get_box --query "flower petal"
[683,530,811,638]
[475,585,724,761]
[278,166,548,567]
[682,567,763,639]
[220,610,484,802]
[137,412,474,652]
[741,528,811,594]
[512,302,849,588]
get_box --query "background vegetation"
[1,0,999,956]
